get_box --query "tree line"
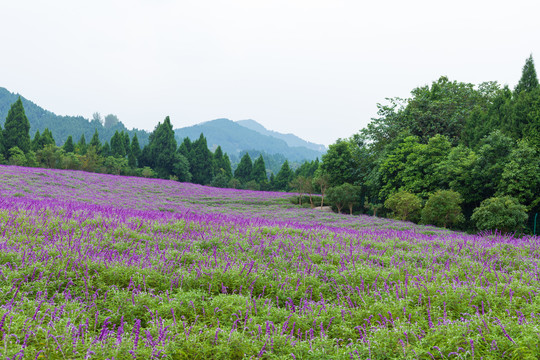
[313,55,539,234]
[0,102,319,191]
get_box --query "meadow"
[0,165,539,359]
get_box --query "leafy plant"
[471,196,528,233]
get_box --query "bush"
[421,190,464,228]
[471,196,528,234]
[384,191,422,222]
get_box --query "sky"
[1,0,539,146]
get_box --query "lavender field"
[0,165,539,359]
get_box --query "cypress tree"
[77,134,87,155]
[0,126,4,157]
[89,129,102,154]
[123,132,131,157]
[515,55,539,94]
[31,131,41,152]
[129,133,141,168]
[145,116,178,178]
[190,133,214,184]
[110,131,126,157]
[275,160,293,191]
[234,153,253,184]
[101,141,111,157]
[39,128,55,148]
[63,135,75,153]
[3,98,31,154]
[252,155,267,183]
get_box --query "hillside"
[0,87,150,146]
[174,118,324,162]
[237,119,326,152]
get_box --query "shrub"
[421,190,464,228]
[471,196,528,234]
[384,191,422,222]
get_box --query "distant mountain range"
[0,87,326,162]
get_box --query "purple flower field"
[0,165,539,359]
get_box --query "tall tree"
[3,98,31,154]
[63,135,75,153]
[514,55,539,95]
[77,134,87,155]
[110,131,126,157]
[141,116,178,178]
[89,129,102,154]
[234,153,253,184]
[190,134,214,184]
[39,128,55,148]
[251,155,267,184]
[129,133,141,168]
[31,130,41,152]
[320,139,356,187]
[274,160,293,191]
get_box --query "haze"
[1,0,538,146]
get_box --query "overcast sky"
[1,0,539,146]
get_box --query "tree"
[514,55,539,95]
[274,160,293,191]
[172,153,192,182]
[92,112,103,125]
[190,134,214,184]
[213,146,232,179]
[39,128,55,148]
[7,147,27,166]
[314,173,330,207]
[31,130,41,152]
[320,139,356,187]
[326,186,346,213]
[110,131,126,157]
[340,183,361,215]
[290,176,313,206]
[89,129,102,154]
[471,196,528,234]
[129,133,141,168]
[104,114,120,128]
[251,155,267,184]
[384,191,422,222]
[421,190,464,228]
[234,153,253,184]
[77,134,87,155]
[497,140,540,210]
[63,135,75,153]
[3,98,31,155]
[141,116,178,178]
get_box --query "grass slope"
[0,165,539,359]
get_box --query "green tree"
[172,153,192,182]
[384,191,422,222]
[213,146,233,179]
[320,139,356,187]
[251,155,267,184]
[234,153,253,184]
[77,134,87,155]
[313,172,330,207]
[129,133,141,168]
[497,140,540,210]
[190,134,214,185]
[326,186,346,213]
[471,196,528,234]
[421,190,464,228]
[274,160,293,191]
[3,98,31,155]
[39,128,55,148]
[101,141,111,157]
[110,130,126,158]
[63,135,75,153]
[89,129,102,154]
[514,55,539,95]
[31,130,41,152]
[7,146,27,166]
[340,183,361,215]
[141,116,178,179]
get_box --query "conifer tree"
[63,135,75,153]
[0,126,4,158]
[77,134,87,155]
[129,133,141,168]
[252,155,267,183]
[190,133,214,184]
[3,98,31,154]
[110,131,126,157]
[515,55,539,94]
[274,160,293,191]
[142,116,178,178]
[31,131,41,152]
[123,132,131,157]
[89,129,102,154]
[101,141,111,157]
[234,153,253,184]
[39,128,55,148]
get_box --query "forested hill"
[0,88,150,146]
[236,119,326,153]
[174,118,324,162]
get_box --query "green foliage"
[471,196,528,234]
[421,190,464,228]
[251,155,267,183]
[274,160,293,191]
[110,130,126,157]
[128,133,141,168]
[3,98,31,155]
[320,139,356,187]
[7,146,27,166]
[141,117,178,179]
[190,134,214,185]
[77,134,87,155]
[384,191,422,222]
[89,129,102,154]
[326,183,361,214]
[514,55,539,95]
[210,173,230,188]
[62,135,75,153]
[234,152,253,184]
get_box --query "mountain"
[236,119,326,153]
[0,87,150,146]
[174,118,324,162]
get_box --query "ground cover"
[0,165,539,359]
